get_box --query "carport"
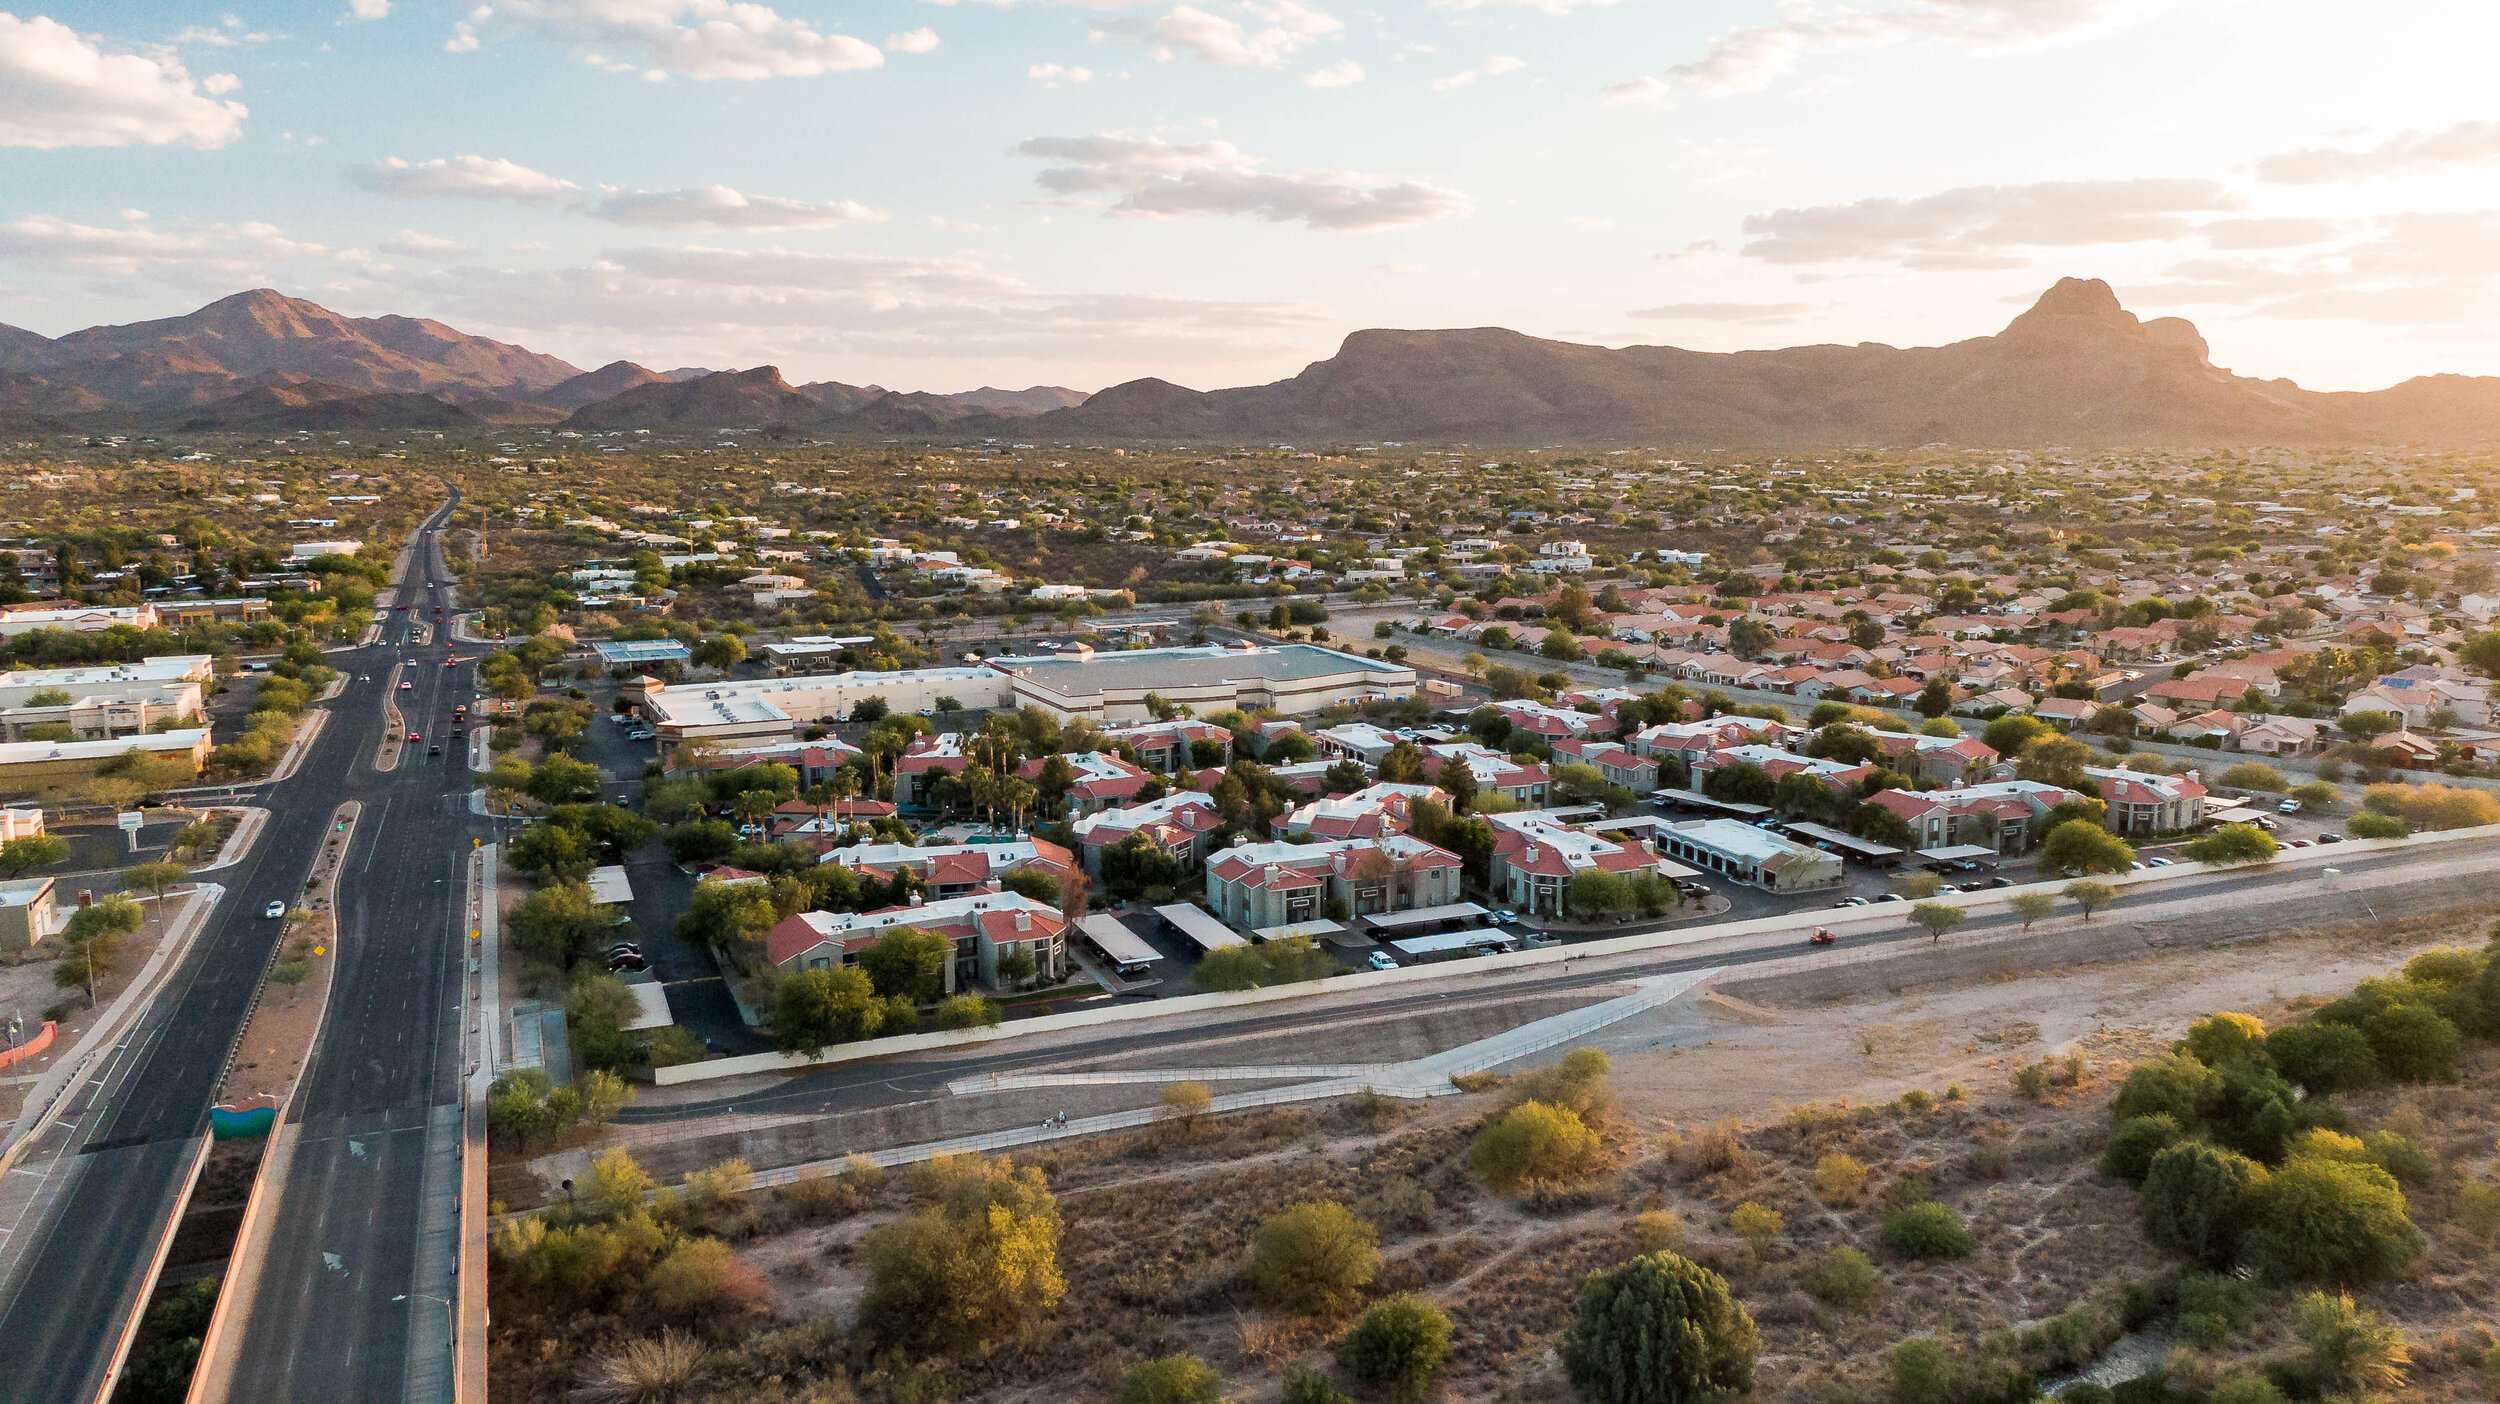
[1779,822,1903,867]
[1152,902,1246,951]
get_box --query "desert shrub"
[858,1155,1065,1354]
[1116,1354,1223,1404]
[1729,1202,1782,1260]
[2400,946,2484,988]
[2291,1289,2410,1395]
[2264,1022,2380,1095]
[1556,1252,1759,1404]
[2242,1156,2420,1283]
[2012,1061,2052,1102]
[1679,1118,1748,1176]
[2345,811,2407,840]
[1337,1293,1452,1403]
[1813,1152,1871,1204]
[1472,1100,1600,1191]
[2141,1142,2264,1270]
[2176,1271,2257,1337]
[2203,1058,2301,1164]
[1280,1366,1351,1404]
[1358,1176,1436,1235]
[1247,1201,1380,1315]
[2454,1179,2500,1239]
[2181,1012,2268,1067]
[1881,1202,1974,1260]
[1889,1337,1954,1404]
[2362,1128,2435,1185]
[1504,1047,1618,1123]
[1803,1246,1882,1311]
[2113,1053,2221,1126]
[1632,1209,1683,1254]
[2358,1003,2461,1082]
[681,1159,754,1214]
[648,1237,759,1315]
[2101,1114,2185,1184]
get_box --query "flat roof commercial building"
[1651,818,1845,893]
[635,668,1015,742]
[991,643,1414,723]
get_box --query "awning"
[1254,919,1347,942]
[1779,822,1903,859]
[619,978,672,1031]
[1151,902,1246,951]
[1078,913,1164,966]
[1362,902,1489,931]
[1391,928,1511,956]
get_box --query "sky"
[7,1,2500,395]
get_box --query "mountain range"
[4,280,2498,444]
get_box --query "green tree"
[2184,823,2277,866]
[1338,1294,1452,1403]
[2100,1114,2186,1184]
[933,994,1001,1030]
[2063,878,2117,921]
[2266,1021,2380,1095]
[2243,1156,2420,1283]
[859,1155,1065,1354]
[2041,819,2134,875]
[2017,735,2098,790]
[672,877,778,959]
[858,926,951,1003]
[2008,891,2055,931]
[2345,810,2408,841]
[1907,901,1965,943]
[1100,832,1188,900]
[0,833,69,879]
[2142,1141,2264,1269]
[508,881,612,968]
[120,859,189,940]
[1161,1080,1212,1134]
[525,752,602,806]
[1248,1201,1380,1315]
[1564,867,1632,920]
[2217,762,2289,792]
[1472,1100,1599,1191]
[1981,713,2053,759]
[1116,1355,1224,1404]
[2358,1002,2461,1083]
[54,894,141,1006]
[774,965,887,1054]
[1377,740,1428,784]
[168,821,219,861]
[1556,1252,1759,1404]
[1913,678,1953,719]
[1433,756,1478,813]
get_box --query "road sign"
[117,811,143,832]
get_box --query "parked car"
[264,901,286,919]
[2287,839,2313,848]
[1490,910,1520,926]
[2144,856,2174,867]
[1983,876,2014,889]
[1366,950,1398,971]
[1874,892,1907,903]
[2317,832,2343,844]
[607,953,646,972]
[2277,799,2302,814]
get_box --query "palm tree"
[1001,778,1037,834]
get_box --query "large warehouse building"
[991,643,1415,723]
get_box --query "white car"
[264,901,286,919]
[1367,951,1398,971]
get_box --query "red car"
[407,732,420,741]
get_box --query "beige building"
[0,728,210,797]
[0,877,57,952]
[0,656,211,742]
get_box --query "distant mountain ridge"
[7,280,2500,443]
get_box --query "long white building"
[634,667,1015,742]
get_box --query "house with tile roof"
[1204,835,1464,930]
[764,889,1068,991]
[2085,766,2209,835]
[1864,779,2078,854]
[1070,790,1226,875]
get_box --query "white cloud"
[1627,0,2145,99]
[885,26,940,53]
[1563,215,1612,231]
[1432,0,1615,15]
[1302,58,1361,87]
[2255,122,2500,186]
[0,13,247,149]
[1016,133,1468,232]
[379,230,466,257]
[1094,0,1342,70]
[2197,218,2344,252]
[1740,178,2240,268]
[589,186,886,231]
[350,154,585,205]
[457,0,883,80]
[2138,211,2500,332]
[202,72,242,94]
[1028,61,1094,85]
[341,0,392,21]
[1600,74,1666,106]
[1431,53,1523,92]
[0,214,334,288]
[1627,300,1812,322]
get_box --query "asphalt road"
[614,832,2494,1133]
[0,501,474,1404]
[218,509,479,1404]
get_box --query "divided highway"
[0,500,479,1404]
